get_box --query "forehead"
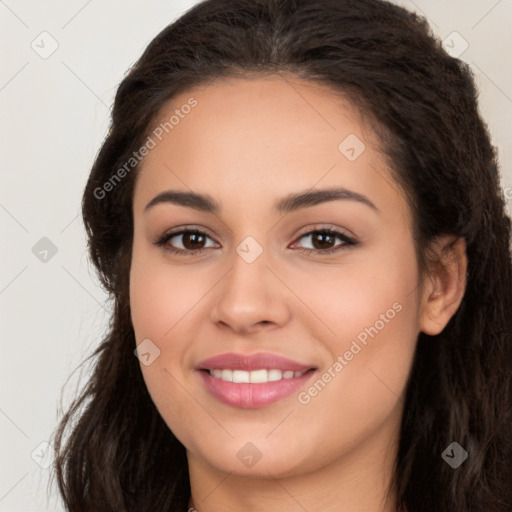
[133,75,404,222]
[146,74,372,161]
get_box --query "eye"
[153,228,218,256]
[291,227,358,255]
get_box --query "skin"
[129,74,467,512]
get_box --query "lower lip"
[197,369,316,409]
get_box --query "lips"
[196,352,315,372]
[195,352,317,408]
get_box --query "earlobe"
[419,236,468,336]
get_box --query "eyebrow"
[144,187,378,214]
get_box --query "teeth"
[209,368,307,383]
[233,370,250,383]
[249,369,268,383]
[268,369,282,382]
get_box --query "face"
[129,75,423,479]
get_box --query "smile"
[195,352,318,408]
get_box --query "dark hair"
[51,0,512,510]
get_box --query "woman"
[51,0,512,510]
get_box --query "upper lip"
[196,352,316,372]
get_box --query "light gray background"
[1,1,511,510]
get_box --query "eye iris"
[312,232,335,250]
[183,232,205,250]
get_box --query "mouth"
[204,367,313,383]
[195,352,318,408]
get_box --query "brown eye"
[154,229,218,255]
[179,232,207,250]
[310,232,337,250]
[293,228,357,255]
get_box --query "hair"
[51,0,512,510]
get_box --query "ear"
[419,236,468,336]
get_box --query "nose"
[210,246,292,336]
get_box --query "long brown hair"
[51,0,512,510]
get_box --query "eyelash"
[153,225,358,257]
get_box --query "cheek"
[129,249,203,436]
[129,247,203,342]
[305,237,419,352]
[129,248,194,384]
[290,294,418,468]
[299,240,420,406]
[128,244,224,399]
